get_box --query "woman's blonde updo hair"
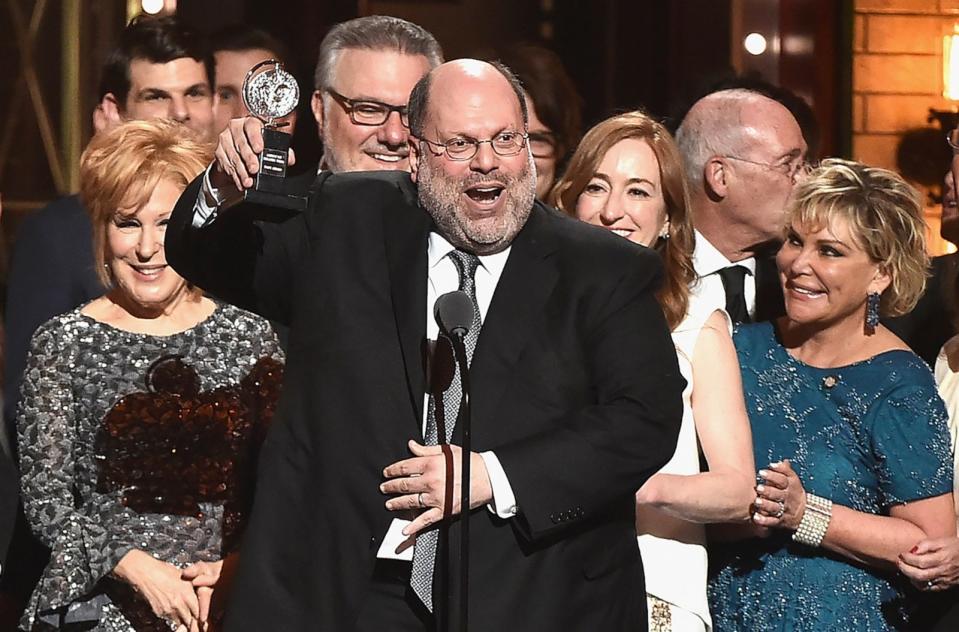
[80,119,212,288]
[785,158,928,317]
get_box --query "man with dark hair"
[211,25,297,134]
[2,15,215,606]
[96,14,215,140]
[168,58,682,631]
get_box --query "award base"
[243,127,307,211]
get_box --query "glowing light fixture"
[744,33,767,56]
[141,0,164,14]
[944,26,959,100]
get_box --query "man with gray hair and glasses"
[675,88,807,324]
[309,15,443,173]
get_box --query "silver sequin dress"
[708,322,954,631]
[16,303,284,631]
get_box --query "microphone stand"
[448,330,471,632]
[434,290,475,632]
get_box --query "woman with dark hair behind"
[17,120,283,631]
[493,43,582,199]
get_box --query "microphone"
[432,290,474,632]
[434,291,473,338]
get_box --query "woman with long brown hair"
[551,111,755,631]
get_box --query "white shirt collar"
[427,231,511,277]
[693,229,756,277]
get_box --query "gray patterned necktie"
[410,249,482,612]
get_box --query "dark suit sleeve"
[495,248,684,540]
[4,198,101,444]
[165,175,322,325]
[222,386,314,629]
[884,253,958,366]
[0,448,16,565]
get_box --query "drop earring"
[865,291,881,329]
[658,220,670,241]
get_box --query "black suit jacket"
[166,171,684,631]
[4,196,102,440]
[885,253,959,366]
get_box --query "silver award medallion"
[239,59,306,211]
[242,60,300,126]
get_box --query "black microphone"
[434,291,473,338]
[432,290,474,632]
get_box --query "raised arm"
[165,170,316,325]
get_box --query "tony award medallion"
[242,59,307,210]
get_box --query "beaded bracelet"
[792,492,832,547]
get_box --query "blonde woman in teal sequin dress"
[708,159,956,630]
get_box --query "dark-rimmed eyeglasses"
[417,130,529,161]
[325,88,409,127]
[528,131,557,159]
[722,155,811,183]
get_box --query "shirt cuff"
[480,451,518,518]
[193,163,243,228]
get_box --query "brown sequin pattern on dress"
[96,354,281,548]
[17,303,283,631]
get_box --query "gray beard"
[320,125,345,174]
[417,152,536,255]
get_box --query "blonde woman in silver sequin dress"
[16,120,283,632]
[552,111,757,632]
[709,159,955,631]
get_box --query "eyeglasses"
[946,128,959,152]
[722,155,811,183]
[528,131,557,159]
[325,88,409,127]
[418,130,529,161]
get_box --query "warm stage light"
[945,29,959,100]
[744,33,767,56]
[142,0,164,14]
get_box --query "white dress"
[637,305,730,632]
[933,342,959,529]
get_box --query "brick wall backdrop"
[853,0,959,254]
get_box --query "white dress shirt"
[688,230,757,320]
[378,232,519,560]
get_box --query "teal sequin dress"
[708,322,954,631]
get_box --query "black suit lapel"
[471,204,559,425]
[383,183,431,432]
